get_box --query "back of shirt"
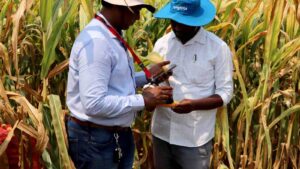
[67,15,145,127]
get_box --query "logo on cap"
[172,5,188,11]
[170,0,200,15]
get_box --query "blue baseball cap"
[154,0,216,26]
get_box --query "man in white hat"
[151,0,234,169]
[66,0,173,168]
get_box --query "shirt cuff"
[215,92,231,106]
[129,94,145,111]
[135,72,149,87]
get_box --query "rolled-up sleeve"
[214,43,234,105]
[135,71,148,87]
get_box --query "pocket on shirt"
[184,60,214,85]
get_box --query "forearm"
[191,94,223,110]
[82,94,145,118]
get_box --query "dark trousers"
[153,136,212,169]
[67,120,135,169]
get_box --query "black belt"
[69,116,130,132]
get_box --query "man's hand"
[149,61,170,78]
[171,95,224,113]
[142,86,173,111]
[171,99,194,114]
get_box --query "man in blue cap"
[151,0,233,169]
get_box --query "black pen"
[194,54,197,62]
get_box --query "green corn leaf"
[80,0,93,21]
[268,104,300,129]
[50,0,64,32]
[79,5,89,31]
[264,0,285,63]
[271,37,300,72]
[286,1,296,39]
[219,107,234,169]
[236,31,267,55]
[206,22,237,32]
[220,1,238,21]
[42,150,54,169]
[48,95,73,169]
[239,0,263,40]
[261,99,272,160]
[0,0,11,35]
[40,0,54,32]
[41,0,78,78]
[218,163,229,169]
[0,0,11,20]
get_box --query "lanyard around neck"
[94,14,152,80]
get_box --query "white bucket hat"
[103,0,155,12]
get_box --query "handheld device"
[150,64,176,104]
[150,64,177,85]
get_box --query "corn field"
[0,0,299,169]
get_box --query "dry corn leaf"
[9,94,48,152]
[20,83,43,102]
[147,52,164,64]
[47,59,69,79]
[9,95,39,125]
[297,2,300,23]
[0,80,16,123]
[12,0,26,79]
[11,0,34,80]
[17,121,38,138]
[0,79,9,104]
[0,43,11,76]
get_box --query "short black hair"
[101,0,114,8]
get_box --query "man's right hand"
[142,86,173,111]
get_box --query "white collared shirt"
[151,28,233,147]
[66,14,147,127]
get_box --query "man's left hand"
[171,99,194,114]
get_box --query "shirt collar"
[171,27,206,45]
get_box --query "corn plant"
[126,0,300,169]
[0,0,299,169]
[208,0,300,168]
[0,0,78,168]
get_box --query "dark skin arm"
[149,61,170,78]
[142,61,174,112]
[171,94,223,114]
[143,86,173,112]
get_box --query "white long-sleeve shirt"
[151,28,233,147]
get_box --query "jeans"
[67,120,135,169]
[153,136,213,169]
